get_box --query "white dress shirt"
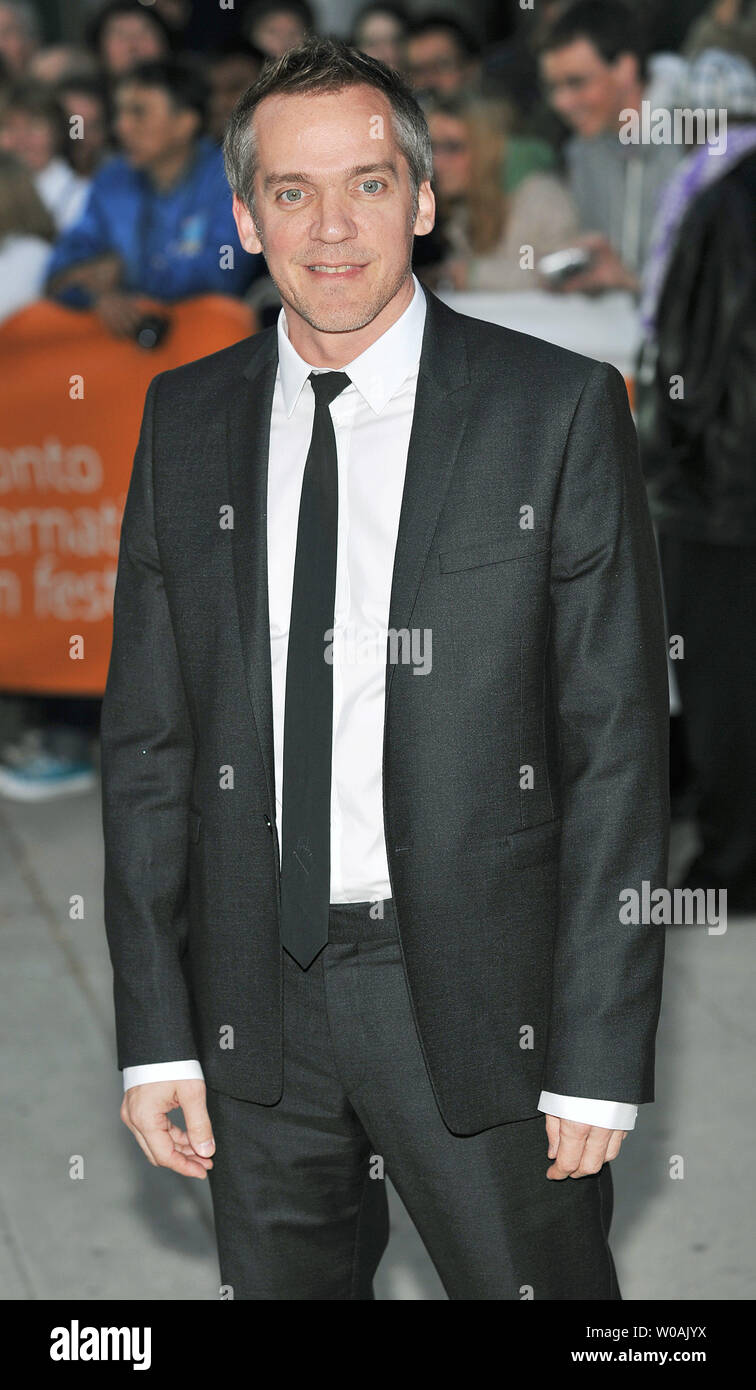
[122,273,638,1133]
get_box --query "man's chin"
[269,259,413,335]
[295,305,379,334]
[286,275,384,333]
[574,118,607,139]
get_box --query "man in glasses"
[537,0,682,294]
[404,14,481,100]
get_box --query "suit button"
[264,815,273,832]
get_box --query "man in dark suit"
[100,37,669,1300]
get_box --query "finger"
[178,1083,216,1158]
[125,1095,175,1168]
[121,1098,161,1165]
[173,1144,214,1166]
[569,1126,610,1178]
[166,1117,211,1162]
[124,305,146,330]
[100,309,129,336]
[605,1129,626,1162]
[547,1126,589,1179]
[163,1121,213,1168]
[145,1120,211,1178]
[116,308,140,334]
[101,299,138,335]
[544,1113,560,1159]
[168,1137,214,1167]
[125,1088,213,1177]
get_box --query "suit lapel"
[225,328,279,815]
[223,287,472,816]
[383,288,471,719]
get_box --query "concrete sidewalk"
[1,789,752,1300]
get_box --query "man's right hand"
[121,1079,216,1180]
[48,253,124,297]
[94,290,148,337]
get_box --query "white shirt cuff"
[538,1091,638,1130]
[122,1059,205,1092]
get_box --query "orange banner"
[0,295,256,695]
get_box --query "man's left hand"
[556,233,639,295]
[545,1114,627,1179]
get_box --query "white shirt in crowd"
[0,234,51,323]
[34,157,89,232]
[122,272,638,1133]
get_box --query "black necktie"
[279,369,351,968]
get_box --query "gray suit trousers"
[205,897,621,1300]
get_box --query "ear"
[412,179,436,239]
[613,52,640,90]
[233,191,263,254]
[177,106,202,143]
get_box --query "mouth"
[305,263,367,278]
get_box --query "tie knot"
[309,369,351,409]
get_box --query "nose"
[309,190,358,244]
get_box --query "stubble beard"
[253,204,417,335]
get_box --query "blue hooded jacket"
[46,136,264,307]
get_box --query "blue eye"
[277,180,385,203]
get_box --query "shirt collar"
[277,271,427,417]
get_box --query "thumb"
[177,1081,215,1157]
[545,1113,560,1159]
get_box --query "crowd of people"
[1,0,753,321]
[1,0,755,909]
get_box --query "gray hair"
[223,35,433,223]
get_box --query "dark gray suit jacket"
[100,285,670,1136]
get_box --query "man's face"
[115,83,196,168]
[428,112,471,199]
[540,38,639,138]
[153,0,191,27]
[406,30,471,97]
[0,110,55,172]
[59,90,108,170]
[209,56,262,142]
[250,9,307,59]
[102,14,167,75]
[29,44,87,85]
[355,12,405,71]
[233,84,434,337]
[0,5,35,73]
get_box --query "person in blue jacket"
[46,57,264,335]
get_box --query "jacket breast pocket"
[506,818,562,869]
[188,809,202,843]
[438,537,550,574]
